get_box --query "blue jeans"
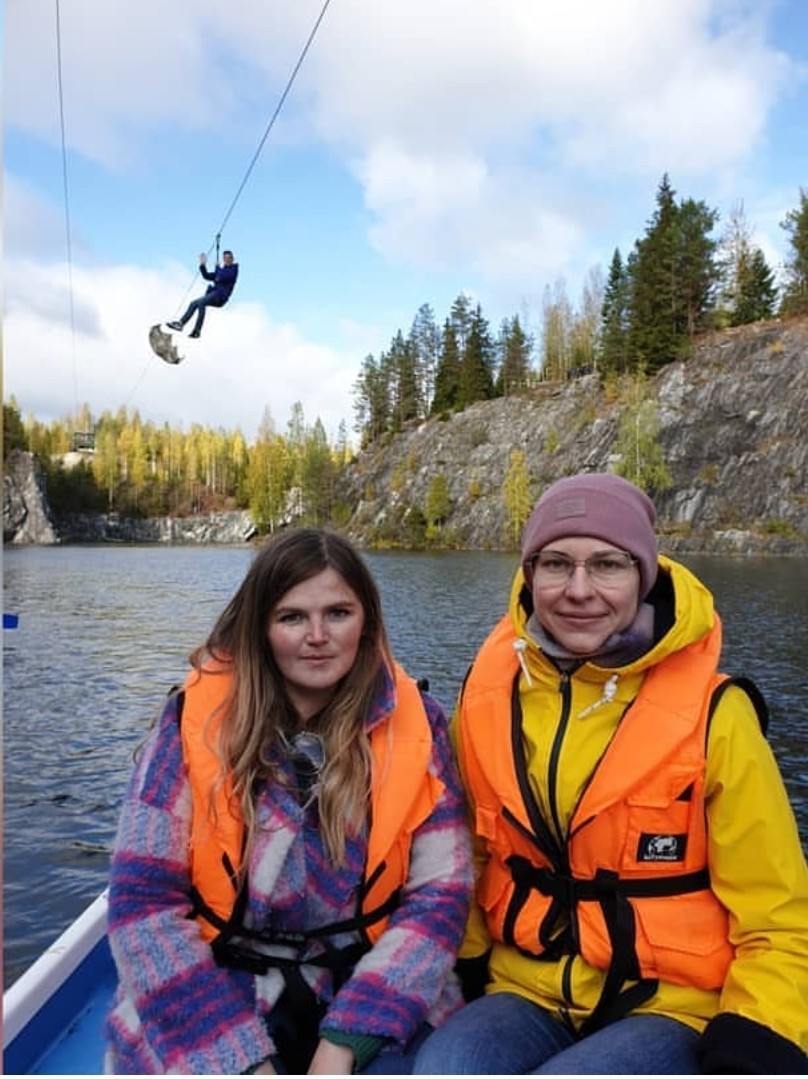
[413,993,701,1074]
[179,292,224,335]
[267,1009,432,1074]
[359,1023,434,1074]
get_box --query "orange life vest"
[459,614,763,1012]
[179,661,443,957]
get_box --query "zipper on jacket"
[510,676,564,865]
[561,952,576,1008]
[547,670,572,846]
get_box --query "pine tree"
[409,304,440,416]
[627,174,681,372]
[300,418,334,525]
[352,356,373,445]
[431,320,461,415]
[388,330,420,431]
[449,293,475,354]
[627,175,720,370]
[353,353,391,446]
[3,400,27,456]
[720,200,776,321]
[496,315,533,395]
[286,402,306,449]
[458,304,496,407]
[334,420,350,467]
[676,197,719,339]
[718,202,754,326]
[733,248,778,325]
[600,248,631,376]
[780,187,808,315]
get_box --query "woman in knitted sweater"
[105,528,473,1074]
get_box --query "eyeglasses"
[530,550,638,587]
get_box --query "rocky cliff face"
[3,451,59,545]
[56,510,257,545]
[2,450,255,546]
[4,317,807,554]
[337,316,808,555]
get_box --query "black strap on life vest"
[575,869,657,1036]
[708,675,769,736]
[178,670,429,1035]
[177,679,404,977]
[505,857,713,1034]
[201,876,403,1048]
[190,862,403,978]
[585,677,766,1033]
[485,665,770,1037]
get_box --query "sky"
[4,0,808,445]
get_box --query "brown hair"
[189,528,391,865]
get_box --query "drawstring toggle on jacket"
[578,674,618,718]
[513,639,533,686]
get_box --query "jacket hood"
[508,553,716,676]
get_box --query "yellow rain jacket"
[456,555,808,1065]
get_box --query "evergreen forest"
[5,178,808,533]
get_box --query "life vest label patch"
[637,833,687,862]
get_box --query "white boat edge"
[3,890,109,1048]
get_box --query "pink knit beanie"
[521,473,659,598]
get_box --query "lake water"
[3,545,807,989]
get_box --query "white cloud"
[4,0,804,439]
[6,0,233,168]
[358,143,588,290]
[305,0,794,276]
[3,259,356,441]
[9,1,793,191]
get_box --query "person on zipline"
[168,250,239,338]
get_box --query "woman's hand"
[308,1039,354,1074]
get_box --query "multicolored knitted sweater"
[104,666,473,1074]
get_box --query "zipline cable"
[169,0,334,318]
[214,0,334,241]
[168,0,333,324]
[55,0,80,426]
[53,1,334,412]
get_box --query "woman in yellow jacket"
[415,473,808,1074]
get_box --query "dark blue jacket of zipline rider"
[201,260,239,306]
[172,254,239,337]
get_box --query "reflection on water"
[3,546,807,987]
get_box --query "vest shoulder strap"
[708,675,769,737]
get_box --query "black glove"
[455,952,491,1002]
[696,1013,807,1074]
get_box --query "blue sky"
[5,0,808,444]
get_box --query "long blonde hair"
[188,528,392,866]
